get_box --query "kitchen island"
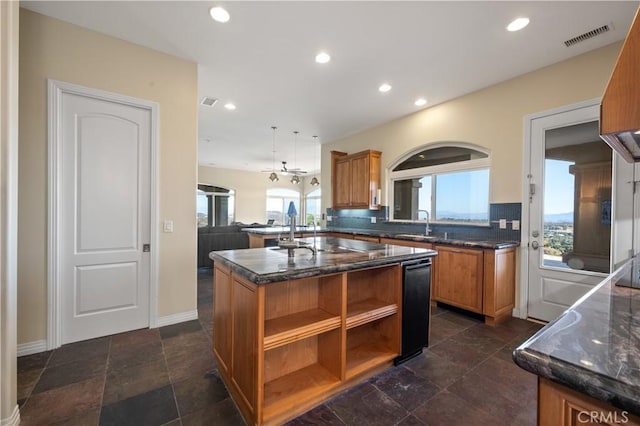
[210,237,436,426]
[513,256,640,425]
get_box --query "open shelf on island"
[346,298,398,329]
[263,363,340,421]
[264,308,341,350]
[346,315,398,379]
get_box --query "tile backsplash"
[327,203,521,242]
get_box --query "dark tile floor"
[17,268,543,425]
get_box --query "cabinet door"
[433,246,483,313]
[213,265,232,375]
[334,158,351,208]
[349,154,370,207]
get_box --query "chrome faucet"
[418,209,431,235]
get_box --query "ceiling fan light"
[269,172,279,182]
[310,177,320,186]
[290,175,300,185]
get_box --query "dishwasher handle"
[402,259,431,270]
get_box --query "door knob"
[531,241,539,250]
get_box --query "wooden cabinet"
[353,235,380,243]
[213,263,401,426]
[433,245,484,313]
[432,244,516,325]
[539,377,640,425]
[331,150,381,209]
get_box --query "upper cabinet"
[600,6,640,162]
[332,150,381,210]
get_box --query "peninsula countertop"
[513,256,640,415]
[209,236,437,284]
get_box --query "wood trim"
[539,377,640,426]
[483,247,516,325]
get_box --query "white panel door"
[526,101,633,322]
[60,91,151,344]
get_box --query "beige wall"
[198,166,320,224]
[18,10,198,344]
[322,41,622,211]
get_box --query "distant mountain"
[436,211,488,221]
[544,212,573,223]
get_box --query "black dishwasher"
[395,258,432,365]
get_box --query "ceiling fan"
[279,161,307,176]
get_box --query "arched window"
[266,188,300,226]
[389,143,490,224]
[304,188,321,225]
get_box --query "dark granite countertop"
[210,237,437,284]
[241,226,329,235]
[326,228,519,250]
[513,256,640,415]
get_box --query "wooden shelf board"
[346,341,397,379]
[346,298,398,330]
[263,363,340,421]
[264,309,341,351]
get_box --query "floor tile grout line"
[96,336,113,425]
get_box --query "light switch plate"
[163,220,174,233]
[499,219,507,229]
[512,220,520,230]
[370,217,376,224]
[326,216,332,222]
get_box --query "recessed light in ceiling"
[224,103,236,110]
[415,98,427,107]
[378,83,392,93]
[634,130,640,135]
[315,52,331,64]
[209,6,230,23]
[507,17,529,32]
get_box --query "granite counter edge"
[209,251,436,285]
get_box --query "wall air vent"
[200,96,218,107]
[564,25,610,47]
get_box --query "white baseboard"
[512,307,525,319]
[1,405,20,426]
[17,339,47,357]
[156,310,199,328]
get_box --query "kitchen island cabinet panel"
[231,275,259,419]
[213,265,232,376]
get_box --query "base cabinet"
[432,245,516,324]
[212,263,401,426]
[539,378,640,425]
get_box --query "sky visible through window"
[544,159,574,220]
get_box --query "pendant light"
[268,126,279,182]
[310,135,320,186]
[290,131,300,185]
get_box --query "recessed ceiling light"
[378,83,392,93]
[224,103,236,110]
[209,6,230,23]
[635,130,640,135]
[415,98,427,107]
[315,52,331,64]
[507,17,529,32]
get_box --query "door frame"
[519,97,602,320]
[47,79,159,349]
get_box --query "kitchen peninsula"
[210,237,437,426]
[514,256,640,425]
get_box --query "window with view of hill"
[390,144,490,224]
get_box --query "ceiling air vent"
[564,25,610,47]
[200,96,218,107]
